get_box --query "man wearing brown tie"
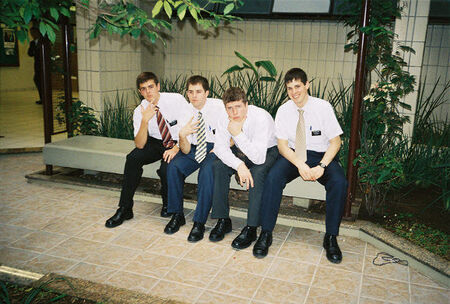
[255,68,347,263]
[105,72,189,228]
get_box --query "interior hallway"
[0,89,68,151]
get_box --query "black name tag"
[312,130,321,136]
[168,120,177,126]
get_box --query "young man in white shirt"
[163,75,227,242]
[254,68,348,263]
[209,87,279,250]
[105,72,189,228]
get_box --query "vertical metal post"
[344,0,370,218]
[39,37,53,175]
[62,17,73,137]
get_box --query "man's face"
[187,83,208,110]
[286,79,310,108]
[139,79,160,104]
[225,100,248,122]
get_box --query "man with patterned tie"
[105,72,189,228]
[255,68,348,263]
[209,87,279,250]
[164,76,227,242]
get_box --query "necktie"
[295,109,307,162]
[195,112,207,163]
[156,109,175,148]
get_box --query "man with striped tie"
[164,75,227,242]
[105,72,189,228]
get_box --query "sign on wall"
[0,25,20,66]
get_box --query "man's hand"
[297,162,314,181]
[179,116,199,138]
[228,119,245,137]
[163,145,179,163]
[310,165,325,181]
[236,162,254,190]
[141,104,157,123]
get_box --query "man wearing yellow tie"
[255,68,347,263]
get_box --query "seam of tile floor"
[1,152,449,304]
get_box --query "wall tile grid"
[163,19,357,88]
[76,1,141,111]
[421,24,450,120]
[393,0,431,131]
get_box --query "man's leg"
[311,151,347,264]
[106,137,163,228]
[188,144,215,242]
[231,147,279,250]
[164,148,200,235]
[209,158,234,242]
[253,156,299,258]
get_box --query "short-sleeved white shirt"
[180,98,227,145]
[214,105,277,170]
[133,92,189,140]
[275,96,343,152]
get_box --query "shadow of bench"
[43,135,326,208]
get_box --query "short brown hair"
[222,87,247,105]
[285,68,308,85]
[136,72,159,90]
[186,75,209,91]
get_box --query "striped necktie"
[295,109,307,162]
[195,112,207,163]
[156,109,175,148]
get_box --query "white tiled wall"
[159,19,357,86]
[76,1,141,111]
[421,24,450,120]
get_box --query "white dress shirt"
[133,92,189,140]
[214,105,277,170]
[180,98,227,145]
[275,96,343,152]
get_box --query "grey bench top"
[43,135,326,200]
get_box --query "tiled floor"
[0,153,448,304]
[0,90,68,150]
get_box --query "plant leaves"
[152,0,163,17]
[223,3,234,15]
[177,4,187,20]
[164,1,172,18]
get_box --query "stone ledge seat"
[43,135,326,206]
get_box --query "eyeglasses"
[139,85,155,92]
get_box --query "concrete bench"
[43,135,326,206]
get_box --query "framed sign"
[0,25,20,66]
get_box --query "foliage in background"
[412,78,450,147]
[98,91,135,140]
[219,51,288,117]
[381,213,449,259]
[0,0,72,43]
[1,0,242,45]
[57,98,99,137]
[0,277,80,304]
[341,0,416,215]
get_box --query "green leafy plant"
[220,51,288,117]
[0,277,78,304]
[412,78,450,147]
[341,0,416,215]
[57,98,99,136]
[98,91,135,140]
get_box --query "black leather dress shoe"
[105,207,133,228]
[160,205,171,218]
[323,233,342,264]
[232,226,257,250]
[209,218,232,242]
[253,231,272,258]
[187,222,205,242]
[164,213,185,234]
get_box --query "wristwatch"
[319,162,327,169]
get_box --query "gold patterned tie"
[295,109,307,162]
[194,112,207,163]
